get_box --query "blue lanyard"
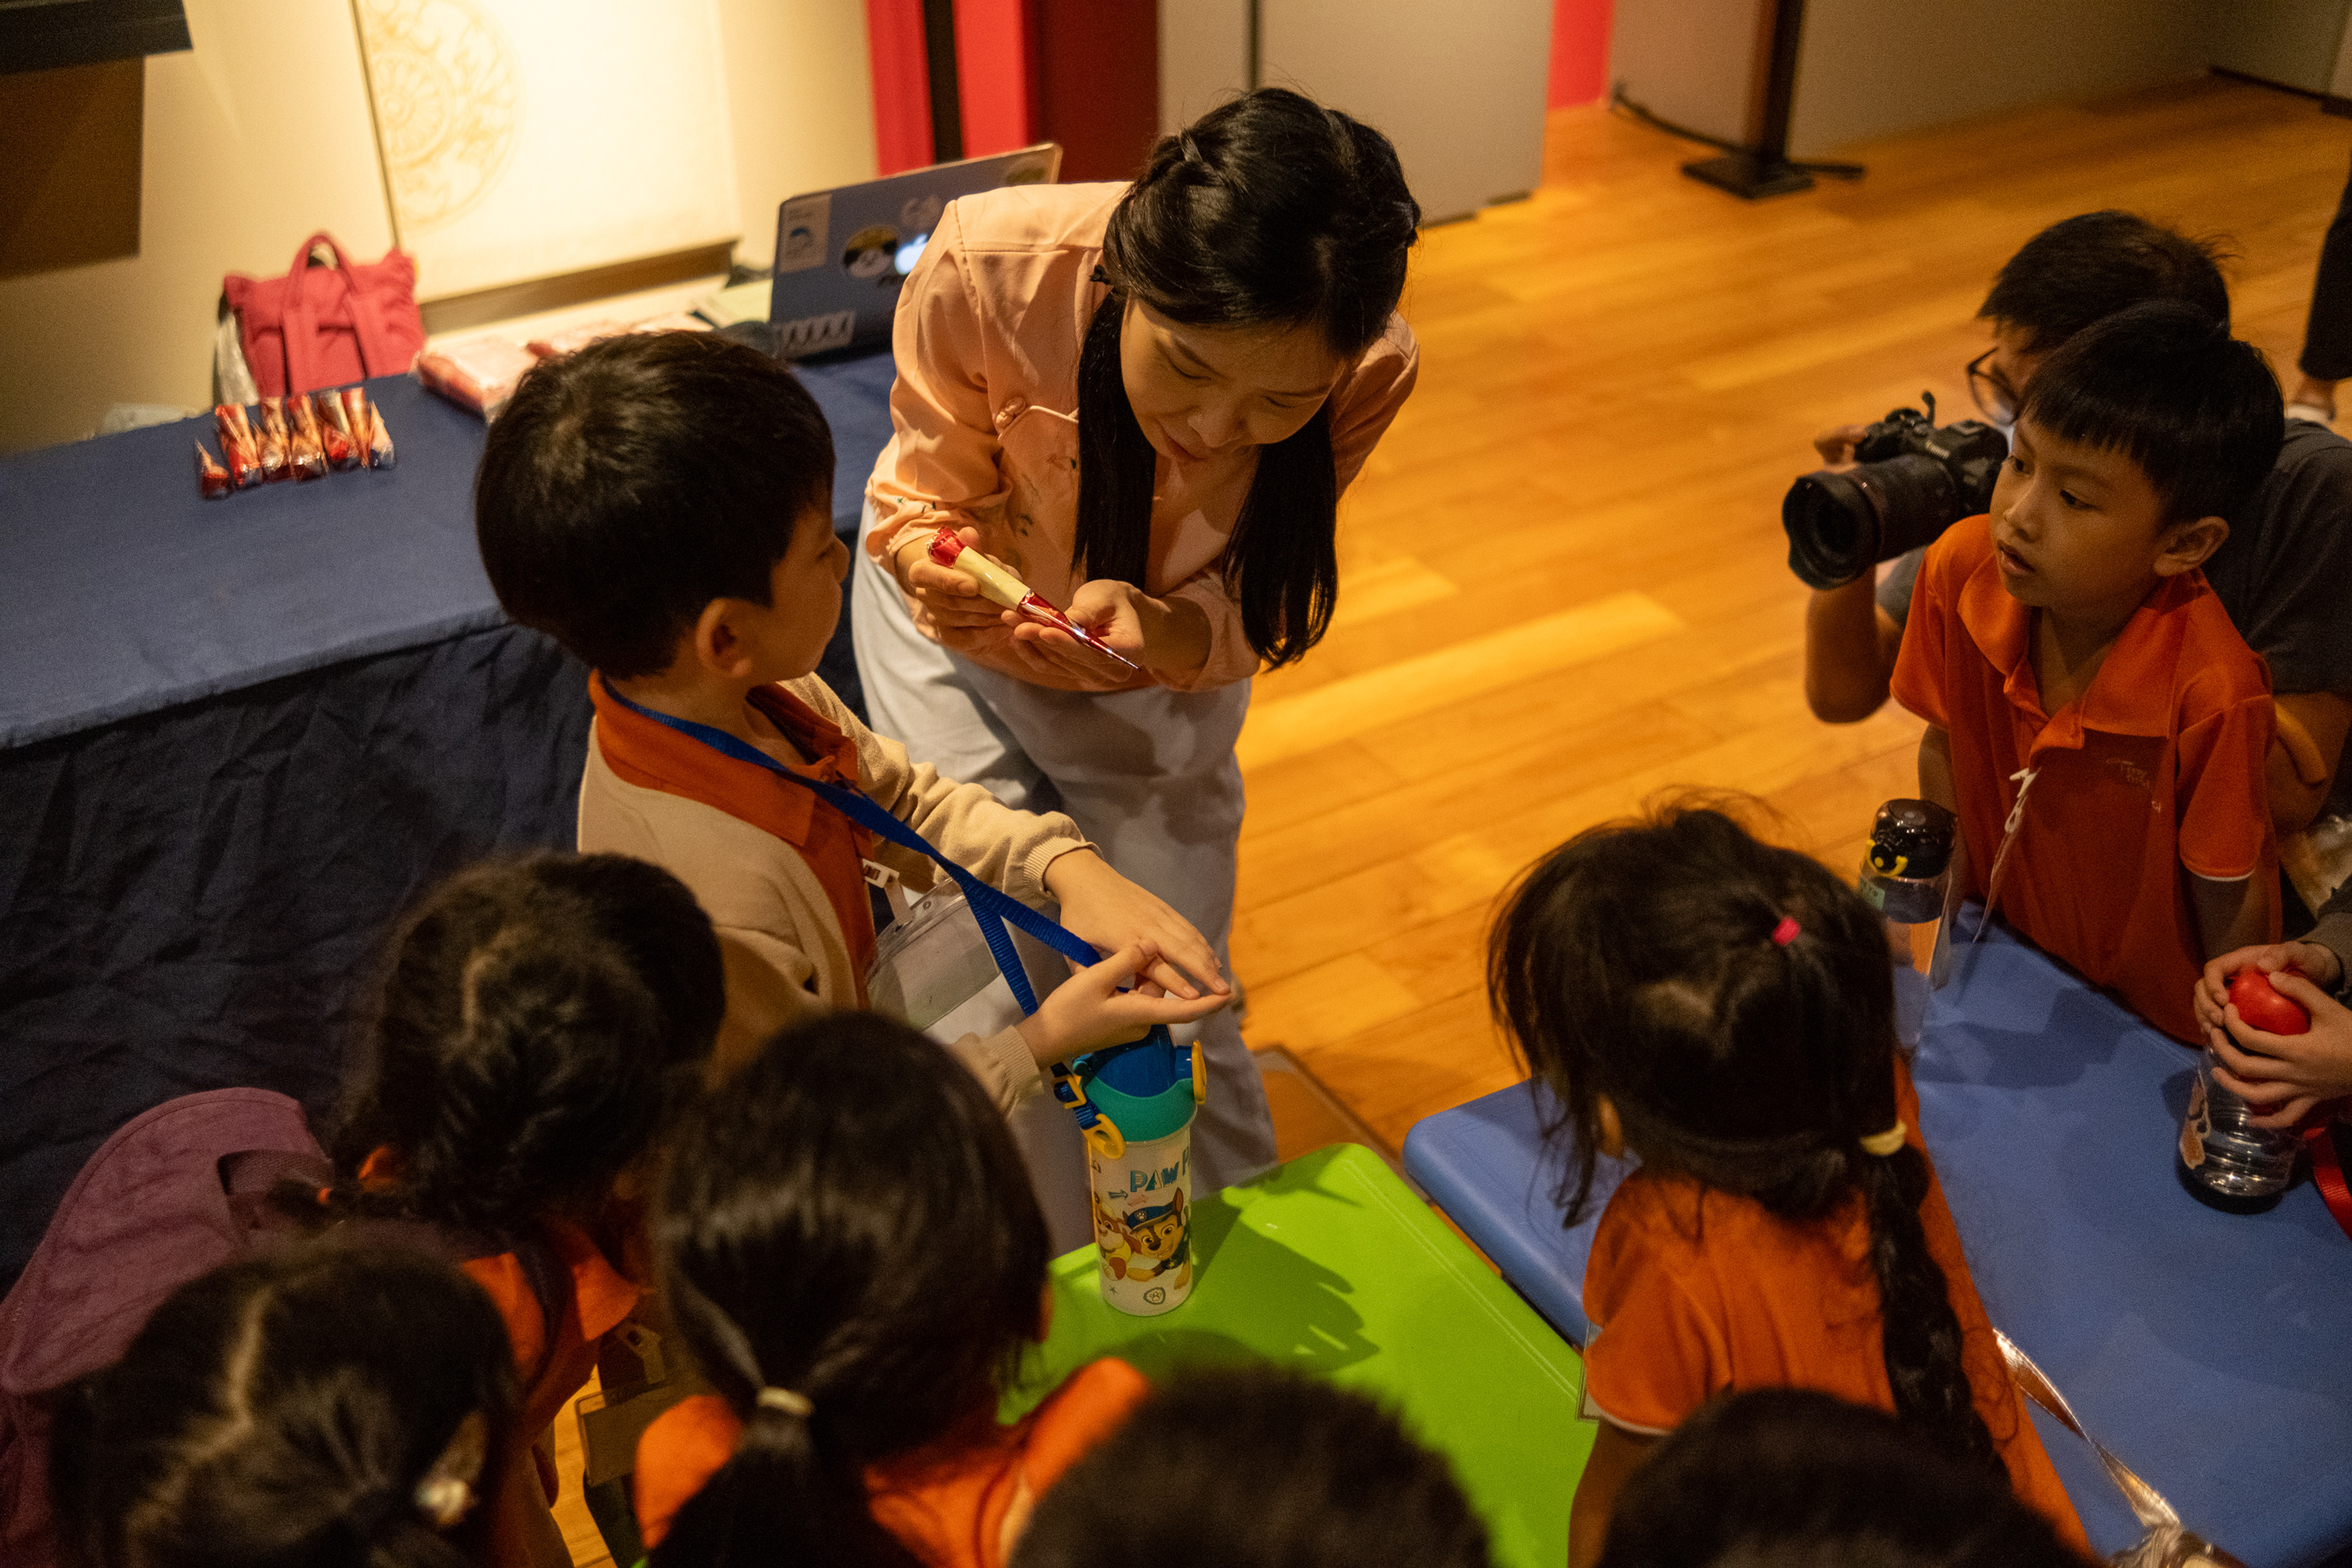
[597,680,1098,1014]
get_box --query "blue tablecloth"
[1403,915,2352,1565]
[0,353,899,1291]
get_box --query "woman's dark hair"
[1980,209,2231,353]
[1012,1366,1493,1568]
[310,852,724,1237]
[1075,86,1420,669]
[2018,298,2284,527]
[650,1012,1051,1568]
[1596,1389,2091,1568]
[1488,800,1999,1476]
[50,1243,518,1568]
[476,331,836,678]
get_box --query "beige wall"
[1784,0,2209,159]
[0,0,392,453]
[0,0,878,453]
[718,0,878,270]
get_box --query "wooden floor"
[1229,75,2352,1153]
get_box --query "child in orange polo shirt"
[1488,804,2087,1567]
[634,1013,1148,1568]
[1891,301,2288,1042]
[474,332,1230,1103]
[297,851,726,1568]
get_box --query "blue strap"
[598,682,1097,1014]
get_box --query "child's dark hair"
[313,852,723,1236]
[50,1242,518,1568]
[2019,298,2285,527]
[1076,86,1420,669]
[1011,1366,1493,1568]
[1596,1389,2091,1568]
[650,1013,1050,1568]
[1980,210,2231,353]
[476,331,836,677]
[1488,801,1999,1476]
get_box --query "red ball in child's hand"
[2227,968,2311,1037]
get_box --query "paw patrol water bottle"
[1055,1029,1204,1317]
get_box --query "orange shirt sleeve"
[1019,1357,1150,1490]
[2175,690,2274,882]
[1890,534,1959,729]
[1579,1188,1722,1435]
[632,1395,743,1551]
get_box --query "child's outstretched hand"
[1044,848,1230,1002]
[2199,941,2352,1129]
[1017,941,1227,1065]
[2195,941,2343,1036]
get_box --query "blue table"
[1403,914,2352,1565]
[0,351,898,1292]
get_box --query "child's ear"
[690,599,758,678]
[2154,514,2229,577]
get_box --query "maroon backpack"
[0,1091,574,1568]
[0,1090,328,1568]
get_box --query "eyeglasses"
[1967,348,2020,424]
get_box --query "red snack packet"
[255,397,292,483]
[214,405,261,488]
[283,395,328,481]
[415,336,536,418]
[194,441,232,499]
[343,387,395,469]
[312,390,362,471]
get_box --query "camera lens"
[1782,453,1963,590]
[1864,451,1964,561]
[1782,472,1885,589]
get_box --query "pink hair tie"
[1770,916,1801,946]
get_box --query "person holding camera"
[1795,212,2352,838]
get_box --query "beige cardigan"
[576,674,1091,1110]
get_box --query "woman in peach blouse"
[853,89,1421,1184]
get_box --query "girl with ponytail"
[50,1244,518,1568]
[854,87,1422,1189]
[635,1013,1148,1568]
[291,851,725,1567]
[1484,801,2088,1566]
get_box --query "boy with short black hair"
[1807,215,2352,843]
[1894,300,2288,1043]
[475,332,1229,1105]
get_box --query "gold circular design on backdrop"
[358,0,521,233]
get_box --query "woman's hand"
[890,527,1014,647]
[1017,941,1229,1064]
[1044,848,1230,1001]
[1004,579,1213,688]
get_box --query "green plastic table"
[1004,1143,1591,1568]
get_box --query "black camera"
[1782,394,2007,590]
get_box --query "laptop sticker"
[776,193,831,275]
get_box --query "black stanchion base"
[1681,152,1815,200]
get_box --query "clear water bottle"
[2179,1046,2302,1198]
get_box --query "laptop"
[766,142,1063,359]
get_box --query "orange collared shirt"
[1890,516,2276,1043]
[462,1215,642,1443]
[632,1358,1149,1565]
[590,674,879,990]
[1581,1060,2090,1554]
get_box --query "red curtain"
[866,0,935,173]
